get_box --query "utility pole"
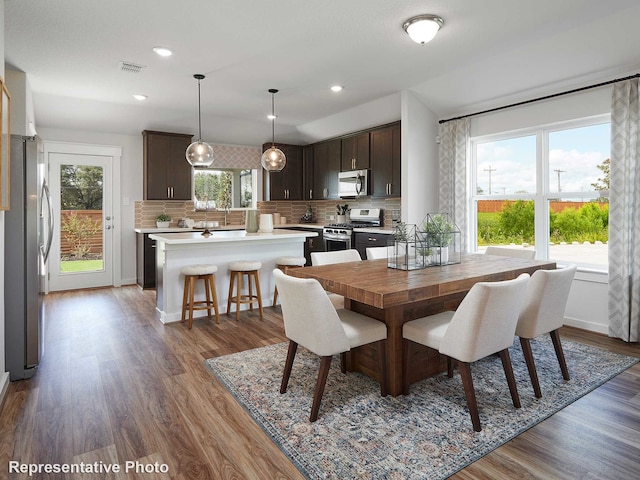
[484,165,496,194]
[554,169,566,192]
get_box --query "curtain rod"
[439,73,640,125]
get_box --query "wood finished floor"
[0,285,638,479]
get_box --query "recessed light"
[267,114,277,120]
[330,85,343,92]
[152,46,172,57]
[133,94,148,101]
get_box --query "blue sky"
[476,122,610,195]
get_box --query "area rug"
[206,338,638,479]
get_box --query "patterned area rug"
[206,338,638,479]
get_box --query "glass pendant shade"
[185,74,214,168]
[186,140,214,168]
[403,15,444,45]
[261,146,286,171]
[262,88,287,172]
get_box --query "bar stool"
[180,264,220,329]
[272,256,306,306]
[227,261,263,321]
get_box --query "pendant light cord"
[197,78,203,141]
[271,92,276,148]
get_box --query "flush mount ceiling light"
[185,74,214,168]
[152,46,173,57]
[133,94,147,101]
[261,89,287,172]
[402,14,444,45]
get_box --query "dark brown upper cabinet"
[370,122,401,197]
[143,130,193,200]
[262,143,303,200]
[313,139,341,200]
[341,132,370,171]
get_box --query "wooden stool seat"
[273,256,306,306]
[180,264,220,329]
[227,261,263,321]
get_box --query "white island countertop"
[149,228,317,245]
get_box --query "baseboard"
[0,371,10,410]
[564,316,609,334]
[119,277,137,286]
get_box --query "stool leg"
[235,271,242,321]
[226,271,235,316]
[248,272,254,312]
[203,274,213,319]
[253,271,263,319]
[181,275,190,323]
[209,274,220,324]
[188,275,197,329]
[273,284,279,306]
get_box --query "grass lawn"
[60,259,104,273]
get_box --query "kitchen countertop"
[149,228,317,245]
[135,223,393,234]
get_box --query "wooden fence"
[60,210,103,256]
[477,199,604,213]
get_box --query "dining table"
[289,253,556,396]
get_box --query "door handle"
[105,225,112,230]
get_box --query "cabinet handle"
[324,188,328,198]
[388,183,392,195]
[309,189,313,199]
[309,239,314,248]
[368,237,376,241]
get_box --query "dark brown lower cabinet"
[136,233,157,289]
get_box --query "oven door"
[324,235,351,252]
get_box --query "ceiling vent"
[118,61,145,73]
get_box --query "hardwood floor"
[1,286,638,479]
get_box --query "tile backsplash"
[135,198,401,228]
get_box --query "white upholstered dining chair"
[516,264,577,398]
[402,273,530,432]
[273,269,387,422]
[366,246,394,260]
[484,245,535,259]
[310,249,362,309]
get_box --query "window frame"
[469,113,610,269]
[192,167,258,210]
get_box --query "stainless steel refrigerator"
[5,135,53,381]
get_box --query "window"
[193,168,256,210]
[470,116,610,269]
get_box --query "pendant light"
[261,89,286,172]
[185,74,214,168]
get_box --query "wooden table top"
[290,253,556,309]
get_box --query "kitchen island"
[149,229,317,323]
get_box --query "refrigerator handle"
[40,179,54,263]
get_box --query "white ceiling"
[5,0,640,147]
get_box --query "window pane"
[548,123,610,194]
[193,168,254,209]
[477,199,535,248]
[549,198,608,267]
[476,135,536,195]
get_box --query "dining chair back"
[274,269,387,422]
[484,246,535,259]
[403,273,530,431]
[310,249,362,309]
[311,249,362,266]
[366,246,393,260]
[516,264,577,397]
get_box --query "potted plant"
[155,213,171,228]
[422,213,455,265]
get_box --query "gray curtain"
[438,118,469,252]
[608,78,640,342]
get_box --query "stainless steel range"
[323,208,382,251]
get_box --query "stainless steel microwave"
[338,169,369,198]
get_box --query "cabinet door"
[313,139,341,199]
[341,132,370,171]
[303,145,314,200]
[168,135,194,200]
[354,232,392,259]
[370,123,401,197]
[263,143,303,200]
[143,131,193,200]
